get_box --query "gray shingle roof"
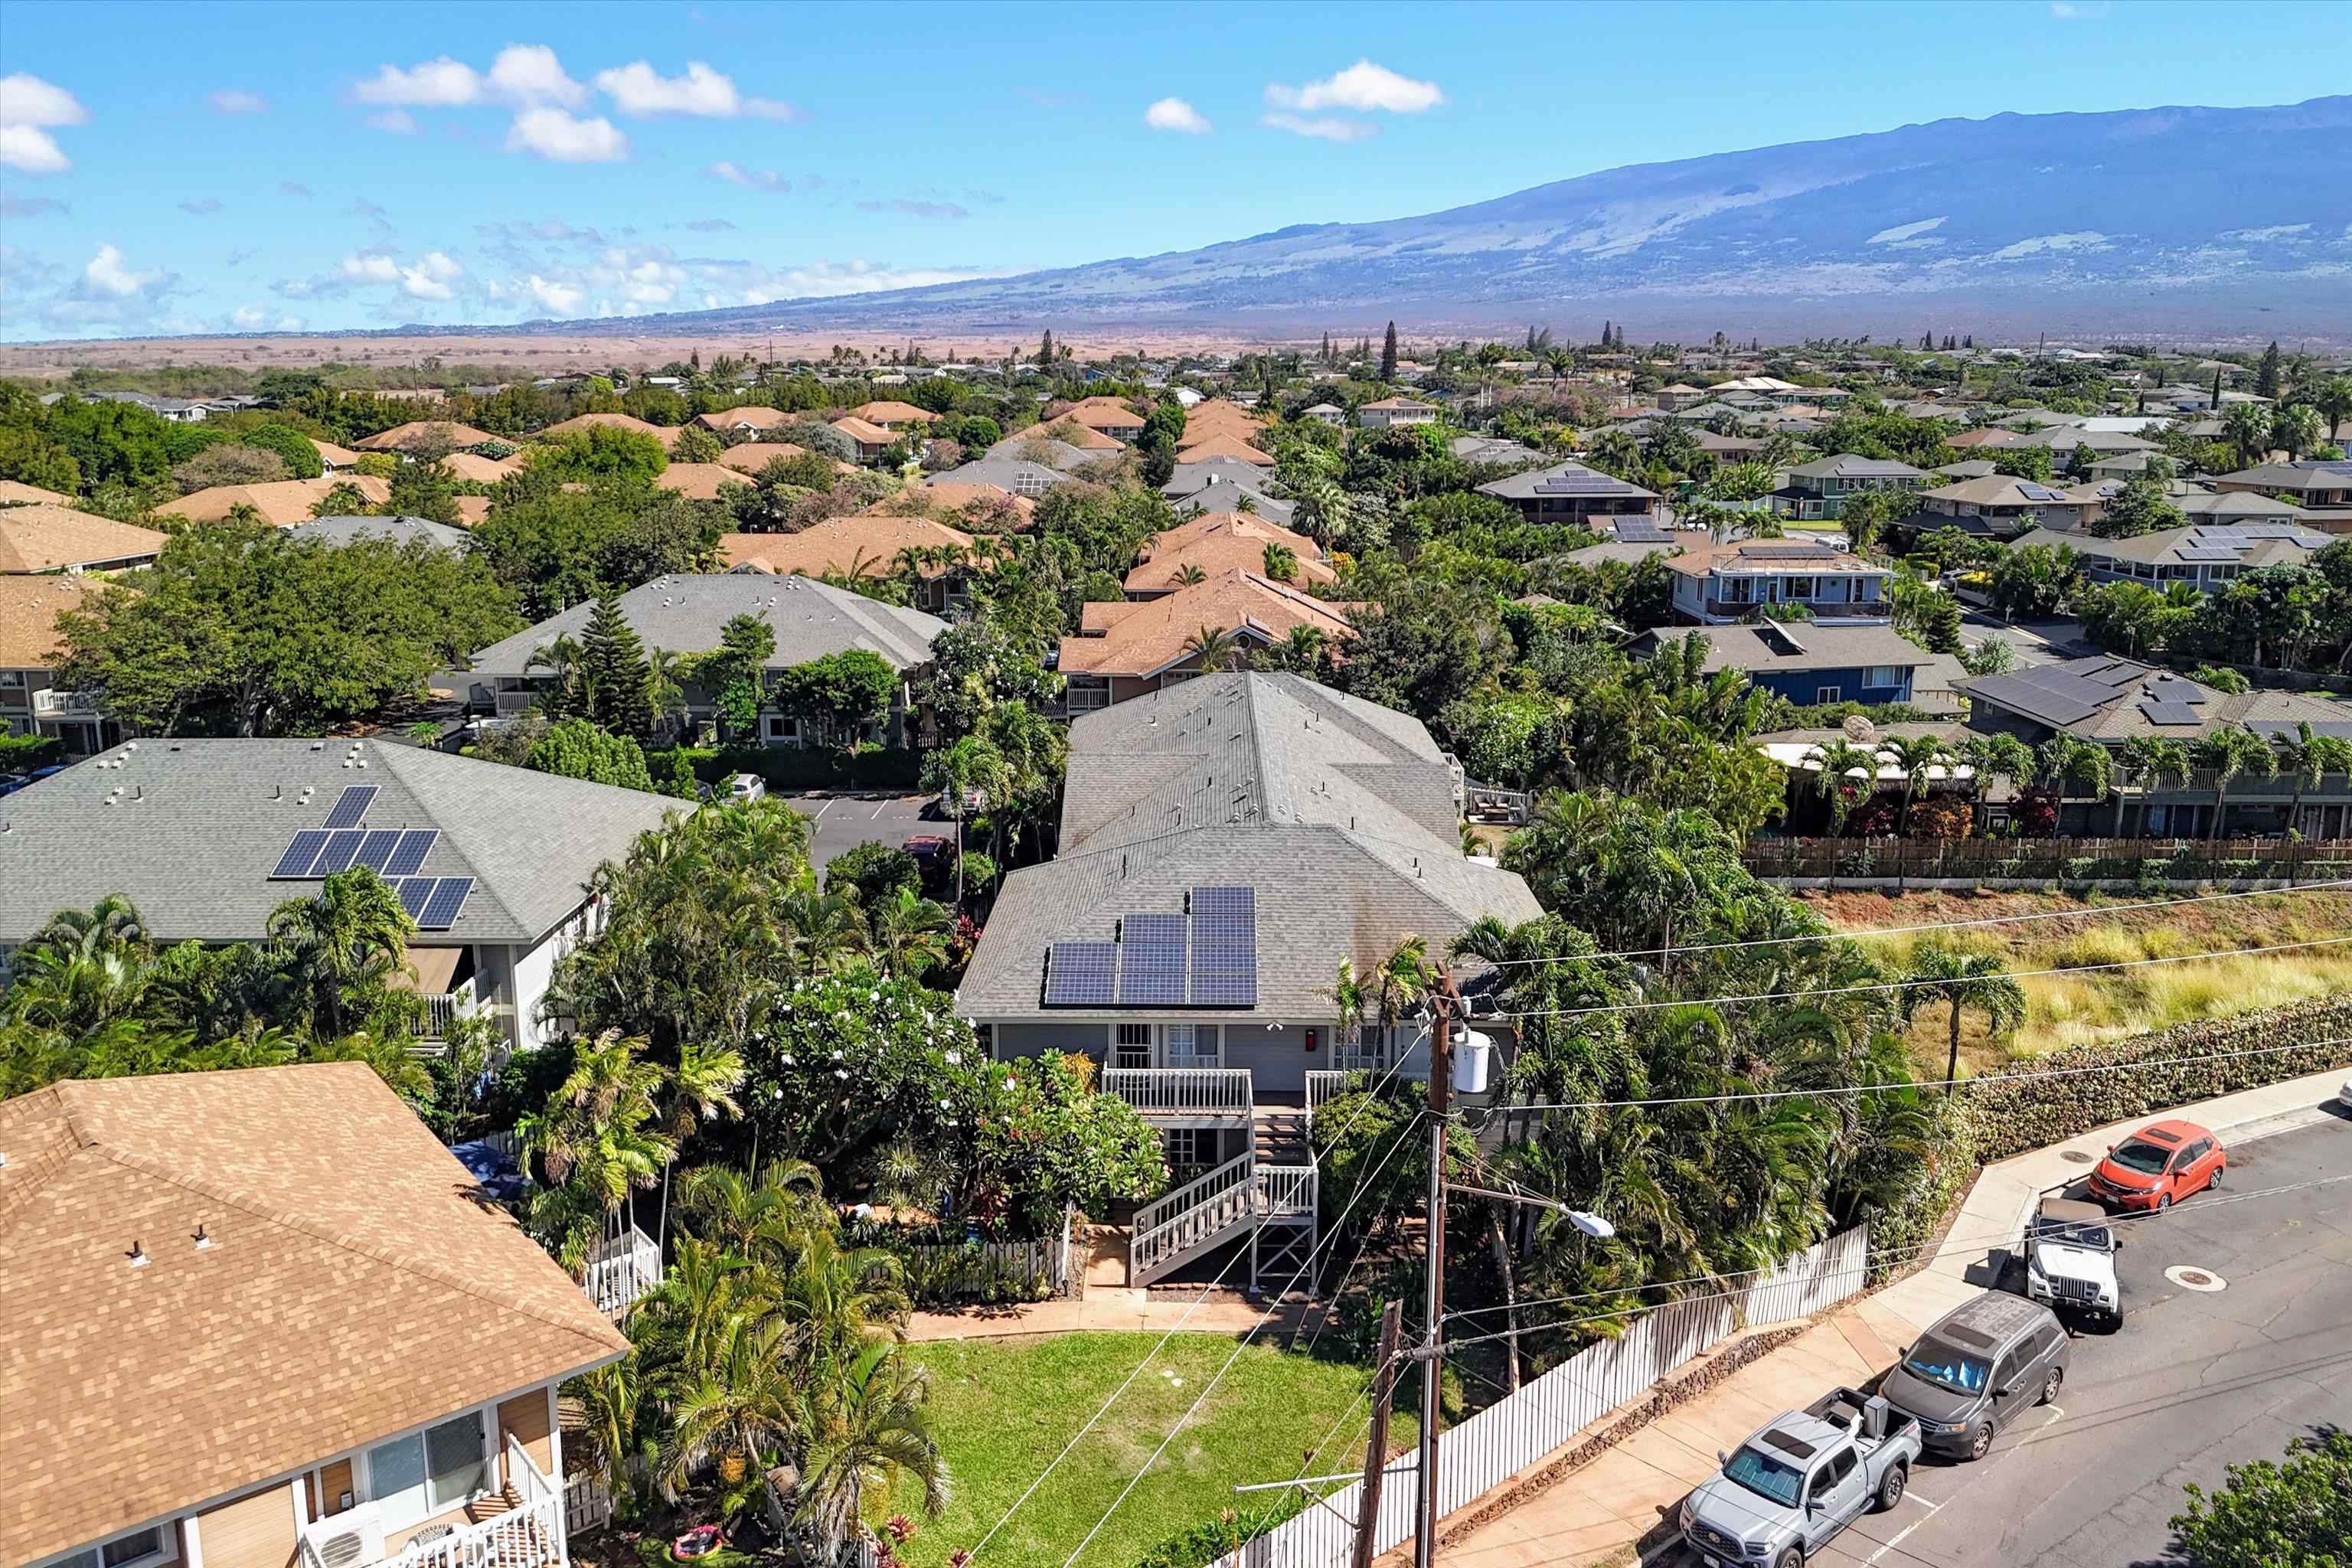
[1478,462,1658,501]
[464,574,945,676]
[958,675,1540,1021]
[1165,459,1281,499]
[1787,455,1928,482]
[1646,622,1933,675]
[0,740,681,944]
[282,514,472,551]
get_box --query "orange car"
[2086,1119,2226,1212]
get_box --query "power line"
[1470,878,2352,967]
[1488,1034,2350,1115]
[1483,933,2352,1022]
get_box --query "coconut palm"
[1182,624,1246,673]
[2316,374,2352,443]
[2193,724,2277,844]
[1900,946,2027,1092]
[22,893,148,965]
[2035,733,2113,819]
[265,869,416,1039]
[1957,733,2033,815]
[792,1344,948,1558]
[653,1037,746,1248]
[1883,733,1955,835]
[1803,739,1883,839]
[2270,403,2324,461]
[862,886,955,978]
[2116,735,2193,835]
[2220,402,2272,469]
[2272,723,2352,841]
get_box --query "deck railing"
[583,1223,662,1319]
[401,1494,566,1568]
[1102,1066,1254,1119]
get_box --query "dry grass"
[1805,887,2352,1073]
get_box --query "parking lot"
[1802,1112,2351,1567]
[791,790,942,875]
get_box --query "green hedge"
[1132,1490,1307,1568]
[648,743,924,792]
[1870,996,2352,1281]
[0,733,64,770]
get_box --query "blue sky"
[2,0,2347,341]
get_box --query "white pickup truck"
[1681,1387,1922,1568]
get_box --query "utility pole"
[1412,969,1460,1568]
[1351,1298,1404,1568]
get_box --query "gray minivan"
[1878,1291,2069,1462]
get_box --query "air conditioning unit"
[299,1502,386,1568]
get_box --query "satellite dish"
[1844,714,1877,742]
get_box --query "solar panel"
[312,828,368,874]
[1044,940,1116,1008]
[354,828,404,873]
[1191,886,1256,916]
[417,875,475,930]
[1188,887,1258,1008]
[398,877,438,920]
[2139,697,2202,725]
[384,828,439,877]
[273,829,332,878]
[2015,482,2065,502]
[1614,518,1671,543]
[1117,913,1190,1007]
[322,785,377,830]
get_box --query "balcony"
[33,689,100,716]
[299,1439,568,1568]
[1703,597,1888,621]
[584,1221,662,1319]
[1101,1066,1253,1122]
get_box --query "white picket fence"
[1215,1224,1870,1567]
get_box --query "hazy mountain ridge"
[449,96,2352,339]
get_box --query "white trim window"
[1863,665,1903,689]
[56,1527,172,1568]
[1163,1023,1221,1069]
[364,1412,490,1531]
[1814,686,1843,704]
[1112,1022,1152,1070]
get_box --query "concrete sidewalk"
[908,1288,1325,1341]
[1417,1066,2349,1568]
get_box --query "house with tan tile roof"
[1125,513,1331,599]
[916,481,1037,527]
[694,405,790,435]
[1057,570,1359,711]
[1,575,119,756]
[826,415,897,461]
[166,475,394,528]
[722,510,978,612]
[351,420,501,453]
[0,1062,630,1568]
[652,462,756,501]
[1025,420,1125,452]
[537,412,680,449]
[309,439,363,472]
[844,400,941,430]
[1183,401,1265,435]
[0,505,168,574]
[1356,396,1441,430]
[440,452,528,485]
[0,479,75,507]
[714,440,808,473]
[1060,406,1146,440]
[1174,433,1274,467]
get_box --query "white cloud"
[1265,60,1443,114]
[354,56,482,106]
[596,60,732,116]
[209,89,268,115]
[0,124,70,173]
[487,44,586,107]
[1144,97,1211,135]
[506,106,629,162]
[231,303,269,328]
[335,248,466,300]
[401,250,463,299]
[2219,223,2312,243]
[340,252,402,284]
[1261,113,1378,143]
[1867,217,1946,245]
[0,73,87,173]
[366,109,420,135]
[1984,230,2110,261]
[2050,1,2112,17]
[84,243,163,299]
[528,274,586,314]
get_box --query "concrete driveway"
[792,789,940,874]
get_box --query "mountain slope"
[558,96,2352,338]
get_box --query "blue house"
[1643,622,1929,706]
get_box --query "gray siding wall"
[990,1021,1109,1062]
[1221,1021,1335,1093]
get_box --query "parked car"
[0,771,29,798]
[2087,1119,2225,1212]
[724,772,767,803]
[1681,1387,1921,1568]
[901,834,952,864]
[1879,1291,2069,1462]
[2022,1196,2123,1325]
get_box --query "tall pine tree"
[1380,320,1399,383]
[2255,341,2282,399]
[578,590,655,740]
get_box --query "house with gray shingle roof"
[457,574,944,746]
[1766,455,1932,521]
[958,674,1538,1233]
[0,738,681,1047]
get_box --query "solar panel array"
[272,824,439,880]
[1041,887,1259,1009]
[1534,471,1633,494]
[2138,698,2201,724]
[2013,482,2066,502]
[1614,518,1671,543]
[1969,662,2140,727]
[322,785,377,829]
[1739,542,1839,560]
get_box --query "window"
[1864,665,1903,689]
[1164,1128,1217,1179]
[1815,686,1843,704]
[367,1413,487,1530]
[1164,1023,1220,1069]
[1112,1022,1152,1070]
[1810,1449,1856,1500]
[58,1527,170,1568]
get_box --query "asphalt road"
[1806,1111,2352,1568]
[795,790,939,874]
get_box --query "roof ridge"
[69,1072,622,1353]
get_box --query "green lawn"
[898,1332,1414,1568]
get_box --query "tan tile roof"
[1026,420,1123,451]
[828,416,894,446]
[456,495,492,527]
[168,475,394,528]
[1174,433,1274,466]
[845,400,940,426]
[539,412,681,449]
[0,505,168,573]
[1064,407,1145,433]
[695,406,790,432]
[0,574,105,666]
[309,439,362,469]
[1058,570,1358,678]
[0,1063,629,1563]
[714,441,808,472]
[0,479,75,507]
[442,452,528,485]
[1057,397,1144,420]
[917,482,1037,524]
[721,510,975,577]
[351,420,501,452]
[1184,403,1265,432]
[1127,513,1331,594]
[654,462,756,501]
[1945,427,2020,449]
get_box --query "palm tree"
[521,1029,677,1270]
[658,1314,806,1520]
[527,632,585,712]
[2116,735,2192,835]
[2314,374,2352,443]
[1958,733,2034,820]
[1292,476,1349,545]
[2193,725,2276,844]
[776,1225,912,1372]
[570,1357,655,1521]
[2220,402,2272,469]
[1883,733,1954,835]
[921,735,1009,908]
[654,1037,746,1249]
[2270,403,2324,461]
[1172,563,1208,586]
[678,1159,826,1263]
[1182,624,1246,673]
[1900,946,2027,1092]
[265,869,416,1038]
[23,893,147,965]
[793,1344,948,1558]
[862,886,954,978]
[2035,733,2113,830]
[1803,739,1883,839]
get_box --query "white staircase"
[1125,1108,1319,1290]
